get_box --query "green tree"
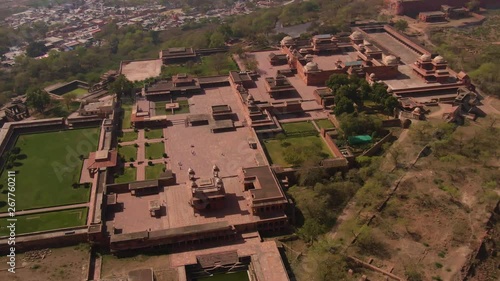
[394,19,408,32]
[326,74,350,92]
[26,88,51,113]
[467,0,481,12]
[26,41,48,57]
[334,96,355,115]
[384,96,399,114]
[209,31,226,48]
[110,75,134,99]
[62,92,77,110]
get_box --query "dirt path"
[428,103,453,119]
[479,96,500,116]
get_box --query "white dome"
[351,31,363,40]
[369,73,376,79]
[413,107,422,114]
[304,62,319,72]
[281,36,293,45]
[420,54,432,61]
[433,55,446,64]
[384,55,398,66]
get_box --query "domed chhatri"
[304,61,319,72]
[384,55,398,66]
[350,31,363,40]
[433,55,446,64]
[420,53,432,62]
[281,36,294,46]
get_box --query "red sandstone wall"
[320,129,344,159]
[365,66,400,80]
[391,0,500,17]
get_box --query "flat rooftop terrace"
[164,86,265,183]
[109,177,286,235]
[383,64,432,90]
[309,52,359,70]
[366,32,420,64]
[248,51,326,111]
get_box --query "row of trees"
[326,74,399,116]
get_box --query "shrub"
[134,143,139,148]
[162,153,167,158]
[148,161,153,166]
[129,163,134,167]
[275,133,286,141]
[117,144,122,148]
[145,142,149,147]
[434,262,443,269]
[11,147,21,154]
[134,128,138,132]
[281,141,291,147]
[129,157,135,162]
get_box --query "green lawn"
[40,100,81,118]
[118,145,137,161]
[262,135,333,167]
[197,271,249,281]
[161,54,239,77]
[145,164,165,180]
[0,207,88,236]
[165,99,190,115]
[121,103,133,130]
[145,129,163,139]
[0,128,99,212]
[315,119,335,129]
[119,131,138,142]
[281,121,317,134]
[63,87,88,97]
[145,142,164,159]
[115,167,136,183]
[155,101,168,114]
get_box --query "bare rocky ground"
[0,244,90,281]
[101,253,178,281]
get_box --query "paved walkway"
[0,202,89,218]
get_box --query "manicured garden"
[0,128,99,212]
[145,129,163,139]
[118,145,137,161]
[146,142,164,159]
[115,167,136,183]
[281,121,317,134]
[121,102,133,130]
[155,99,190,115]
[198,271,249,281]
[0,207,88,236]
[145,164,165,180]
[262,135,333,167]
[315,119,335,129]
[119,130,138,142]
